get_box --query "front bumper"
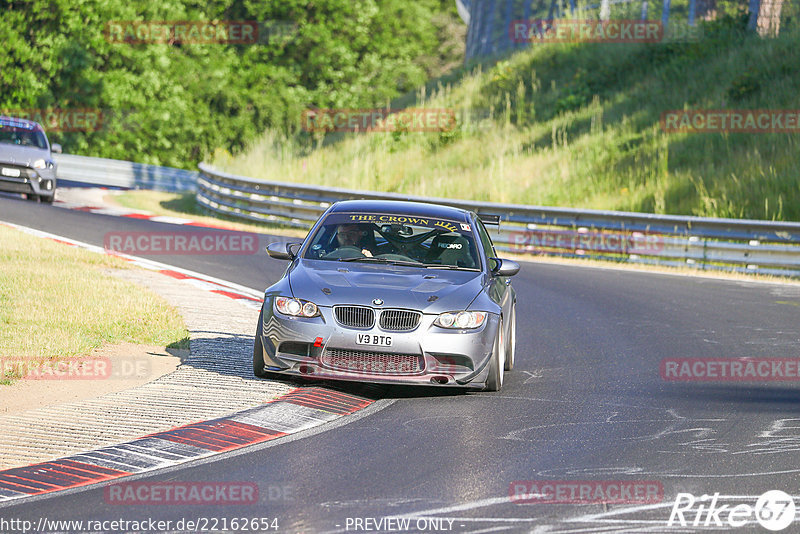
[257,302,499,389]
[0,164,56,198]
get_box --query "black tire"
[253,309,269,377]
[40,195,54,204]
[505,306,516,371]
[25,193,39,202]
[484,319,505,392]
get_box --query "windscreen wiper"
[338,257,424,268]
[423,264,480,271]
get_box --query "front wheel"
[484,319,505,392]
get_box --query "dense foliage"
[0,0,462,168]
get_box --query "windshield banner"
[325,213,470,234]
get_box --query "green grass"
[213,16,800,221]
[0,225,189,384]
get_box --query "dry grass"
[0,225,189,384]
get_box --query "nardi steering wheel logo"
[668,491,796,531]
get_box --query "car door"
[473,216,514,324]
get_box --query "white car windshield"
[0,123,48,149]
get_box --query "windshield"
[0,121,48,149]
[303,212,480,270]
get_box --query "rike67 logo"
[668,491,796,531]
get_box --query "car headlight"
[275,296,320,318]
[32,159,47,169]
[434,311,487,329]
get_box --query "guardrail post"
[702,237,708,271]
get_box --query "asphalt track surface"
[2,192,800,533]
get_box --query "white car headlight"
[434,311,487,329]
[32,159,47,169]
[275,296,320,318]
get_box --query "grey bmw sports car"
[254,200,519,391]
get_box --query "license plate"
[1,168,20,178]
[355,333,393,347]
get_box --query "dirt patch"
[0,342,185,416]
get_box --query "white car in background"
[0,116,61,204]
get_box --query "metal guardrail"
[55,153,197,192]
[197,163,800,278]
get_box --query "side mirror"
[51,143,62,154]
[491,258,520,277]
[266,241,302,260]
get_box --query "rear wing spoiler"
[477,213,501,225]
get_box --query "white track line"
[0,219,264,301]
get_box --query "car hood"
[288,259,486,314]
[0,144,50,167]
